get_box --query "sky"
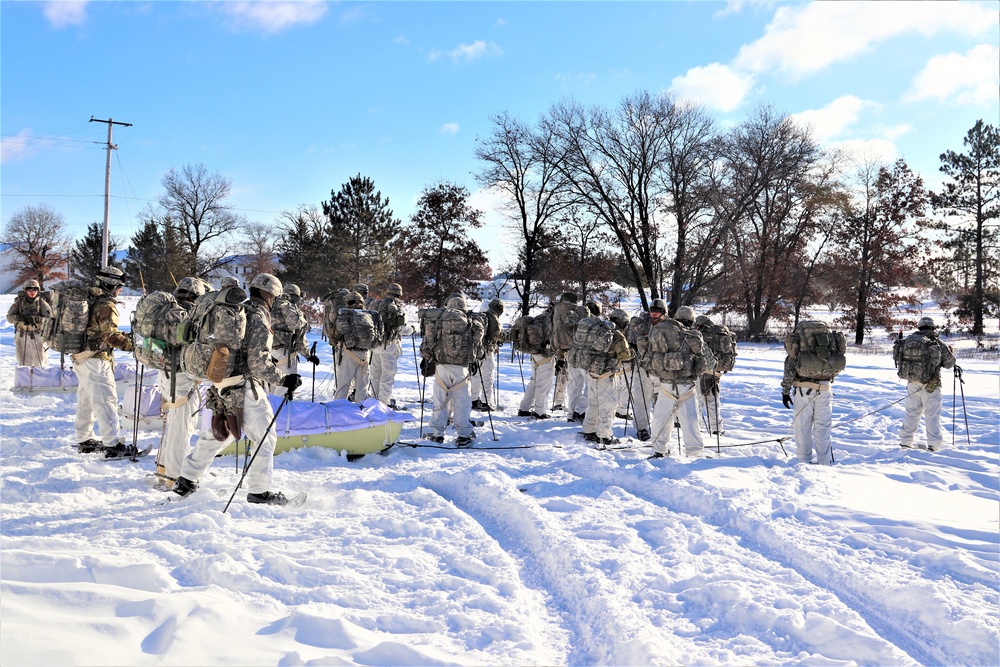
[1,0,998,271]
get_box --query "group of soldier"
[6,272,958,496]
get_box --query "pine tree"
[322,175,401,291]
[123,214,193,293]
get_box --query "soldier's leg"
[899,382,924,447]
[532,355,555,415]
[677,385,705,457]
[793,388,815,463]
[243,388,278,494]
[924,387,945,450]
[812,389,834,465]
[649,387,678,456]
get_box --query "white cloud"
[219,1,326,33]
[904,44,1000,105]
[1,129,32,164]
[790,95,878,142]
[734,2,996,78]
[494,18,508,28]
[882,123,912,140]
[43,1,88,29]
[439,123,460,135]
[669,63,754,112]
[429,40,502,63]
[829,138,898,164]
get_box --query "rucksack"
[475,311,503,353]
[132,291,190,371]
[374,296,407,342]
[552,300,584,351]
[784,320,847,381]
[42,280,93,354]
[511,314,551,355]
[333,309,382,350]
[321,289,349,340]
[894,333,942,384]
[568,317,619,376]
[271,295,308,352]
[420,307,484,366]
[178,286,248,383]
[643,319,711,382]
[700,323,738,373]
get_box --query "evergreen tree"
[397,183,491,306]
[70,222,123,285]
[931,119,1000,336]
[276,205,331,297]
[123,212,193,293]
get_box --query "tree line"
[3,93,997,340]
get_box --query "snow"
[1,294,998,666]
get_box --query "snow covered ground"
[1,294,998,666]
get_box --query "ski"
[103,444,153,462]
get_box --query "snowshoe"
[77,438,105,454]
[173,476,198,497]
[247,491,289,506]
[517,410,534,417]
[103,442,151,460]
[581,432,598,443]
[427,435,445,444]
[455,436,474,448]
[615,412,632,420]
[533,412,551,419]
[648,452,668,460]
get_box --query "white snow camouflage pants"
[628,364,657,432]
[791,384,833,465]
[74,356,121,445]
[370,339,402,404]
[15,330,48,368]
[519,354,555,415]
[582,373,618,440]
[650,381,704,457]
[335,347,370,403]
[697,374,724,434]
[430,363,475,439]
[899,381,946,450]
[156,369,200,480]
[180,383,277,494]
[470,349,497,406]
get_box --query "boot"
[455,436,474,448]
[173,476,197,497]
[427,435,445,444]
[104,441,138,458]
[247,491,288,505]
[517,410,534,417]
[581,432,598,443]
[77,438,104,453]
[636,429,651,442]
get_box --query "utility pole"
[89,116,132,268]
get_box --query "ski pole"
[516,350,526,391]
[132,362,144,449]
[956,365,971,447]
[477,366,498,441]
[495,346,501,409]
[621,363,635,437]
[714,385,722,454]
[952,367,957,450]
[309,341,317,402]
[223,394,290,514]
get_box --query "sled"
[12,363,146,393]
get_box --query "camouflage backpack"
[271,295,308,353]
[552,300,584,351]
[42,280,93,354]
[785,320,847,381]
[420,307,484,366]
[893,333,942,384]
[374,296,407,342]
[700,323,738,373]
[510,314,551,355]
[333,309,382,350]
[321,289,350,340]
[474,311,503,354]
[132,291,191,371]
[568,317,618,376]
[643,319,711,382]
[177,286,248,383]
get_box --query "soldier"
[694,314,738,436]
[155,276,208,485]
[552,292,587,422]
[514,304,556,419]
[894,317,956,452]
[571,308,632,448]
[332,291,377,403]
[370,283,411,408]
[471,299,504,412]
[6,278,52,367]
[626,298,667,441]
[174,273,300,505]
[270,283,318,398]
[353,282,372,308]
[74,267,136,456]
[220,276,240,289]
[646,306,715,459]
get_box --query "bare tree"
[241,221,280,277]
[1,204,71,288]
[475,111,575,316]
[158,163,242,276]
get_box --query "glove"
[15,322,26,332]
[281,373,302,399]
[307,354,320,365]
[781,392,793,409]
[555,358,566,373]
[420,358,436,377]
[468,361,480,376]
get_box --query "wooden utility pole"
[89,116,132,268]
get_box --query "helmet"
[175,276,207,299]
[650,299,667,313]
[220,276,240,289]
[489,299,504,315]
[249,273,282,298]
[917,317,936,330]
[674,306,695,325]
[446,295,467,310]
[586,301,602,317]
[560,292,578,304]
[24,279,40,290]
[96,266,125,288]
[609,308,629,328]
[353,283,369,297]
[695,314,714,327]
[285,283,301,298]
[346,291,364,307]
[386,283,403,298]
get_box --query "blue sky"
[2,1,997,270]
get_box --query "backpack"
[42,280,93,354]
[784,320,847,381]
[511,314,551,355]
[894,333,942,384]
[552,300,583,351]
[699,323,738,373]
[321,289,349,340]
[271,295,308,352]
[475,311,503,353]
[643,319,711,381]
[178,286,248,383]
[420,307,484,366]
[132,291,190,371]
[568,317,619,376]
[333,309,381,350]
[374,296,407,342]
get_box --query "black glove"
[555,358,566,372]
[281,373,302,398]
[307,354,320,365]
[781,392,793,409]
[420,358,436,377]
[468,361,480,376]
